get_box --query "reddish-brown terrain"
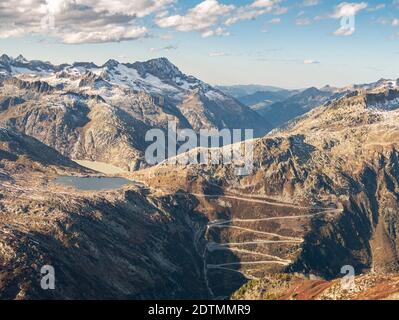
[232,273,399,300]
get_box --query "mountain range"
[215,84,287,98]
[221,79,399,130]
[234,89,295,110]
[0,54,270,171]
[2,54,399,300]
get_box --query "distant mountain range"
[0,54,271,171]
[216,84,286,98]
[218,85,340,128]
[256,87,340,128]
[219,79,399,129]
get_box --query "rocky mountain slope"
[236,89,295,111]
[134,86,399,298]
[0,54,270,171]
[256,87,340,128]
[0,126,211,299]
[234,79,399,131]
[232,273,399,300]
[0,126,83,172]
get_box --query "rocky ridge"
[134,87,399,296]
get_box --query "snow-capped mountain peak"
[0,54,12,64]
[0,53,271,137]
[0,54,56,76]
[15,54,28,64]
[102,59,120,70]
[344,78,399,93]
[129,57,183,80]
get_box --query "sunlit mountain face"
[1,0,399,302]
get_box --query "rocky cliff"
[0,126,210,299]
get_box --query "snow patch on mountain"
[368,97,399,110]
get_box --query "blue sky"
[0,0,398,88]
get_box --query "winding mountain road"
[192,191,342,299]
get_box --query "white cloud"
[156,11,170,19]
[297,10,305,17]
[63,26,148,44]
[331,2,368,37]
[302,0,319,6]
[389,32,399,40]
[367,4,385,11]
[155,0,286,36]
[332,2,368,18]
[160,33,174,40]
[225,0,286,26]
[296,18,312,26]
[225,8,266,26]
[150,45,178,52]
[274,6,289,15]
[0,0,173,43]
[156,0,234,33]
[303,59,320,64]
[3,0,289,42]
[251,0,279,8]
[374,17,390,25]
[84,0,176,18]
[201,27,230,38]
[269,18,281,24]
[334,26,355,36]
